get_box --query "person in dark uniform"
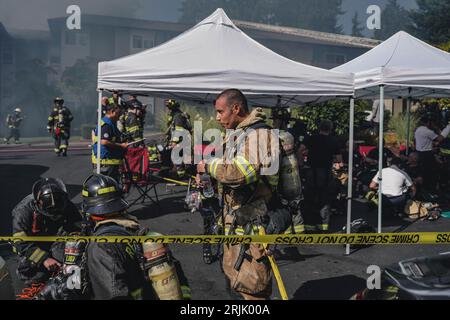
[92,104,127,183]
[11,178,81,286]
[123,101,145,145]
[47,97,74,157]
[4,108,24,144]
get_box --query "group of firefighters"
[7,88,349,301]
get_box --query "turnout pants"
[53,130,70,155]
[5,128,20,143]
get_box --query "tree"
[179,0,344,34]
[373,0,411,40]
[291,99,369,136]
[410,0,450,45]
[61,57,98,125]
[13,59,62,136]
[351,12,364,37]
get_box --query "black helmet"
[81,174,128,216]
[32,178,69,220]
[270,108,291,121]
[54,97,64,104]
[164,99,180,109]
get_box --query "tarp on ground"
[97,8,354,106]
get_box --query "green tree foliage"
[13,58,61,135]
[374,0,411,40]
[179,0,344,34]
[291,99,369,136]
[61,57,98,125]
[409,0,450,45]
[351,12,364,37]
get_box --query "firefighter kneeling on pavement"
[47,97,73,157]
[11,178,81,289]
[81,173,191,300]
[197,89,291,300]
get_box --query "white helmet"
[14,108,21,113]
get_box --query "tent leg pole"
[406,93,412,156]
[97,90,103,174]
[378,86,385,234]
[345,97,355,255]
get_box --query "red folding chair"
[121,146,160,207]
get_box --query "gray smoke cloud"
[0,0,182,31]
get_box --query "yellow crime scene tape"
[2,232,450,245]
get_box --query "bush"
[387,113,419,146]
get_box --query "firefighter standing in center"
[123,101,145,145]
[47,97,73,157]
[81,173,191,300]
[197,89,287,300]
[164,99,192,177]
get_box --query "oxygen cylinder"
[143,232,182,300]
[279,130,302,201]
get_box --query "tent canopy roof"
[333,31,450,98]
[98,8,354,106]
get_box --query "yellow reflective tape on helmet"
[98,186,116,195]
[233,156,257,184]
[82,190,89,197]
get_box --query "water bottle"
[201,174,214,198]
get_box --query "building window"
[79,33,88,46]
[144,39,154,49]
[65,31,76,45]
[2,52,13,64]
[132,35,143,49]
[325,53,346,65]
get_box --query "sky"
[0,0,418,36]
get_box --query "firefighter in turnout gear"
[4,108,24,144]
[164,99,192,177]
[11,178,81,286]
[197,89,288,300]
[123,101,145,145]
[108,91,127,133]
[47,98,73,156]
[92,103,127,183]
[81,174,191,300]
[270,108,304,234]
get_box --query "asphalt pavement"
[1,141,450,300]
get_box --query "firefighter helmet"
[14,108,21,113]
[32,178,69,219]
[165,99,180,109]
[81,174,128,216]
[270,108,291,121]
[54,97,64,104]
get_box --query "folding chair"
[121,146,161,207]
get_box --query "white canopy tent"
[333,31,450,251]
[97,8,354,107]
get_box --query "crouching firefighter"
[81,174,191,300]
[270,107,304,234]
[197,89,291,300]
[11,178,81,291]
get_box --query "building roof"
[7,28,50,41]
[234,20,381,49]
[48,14,379,49]
[0,22,10,38]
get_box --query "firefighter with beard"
[270,107,304,234]
[164,99,192,177]
[11,178,81,289]
[47,97,74,157]
[82,173,191,300]
[197,89,290,300]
